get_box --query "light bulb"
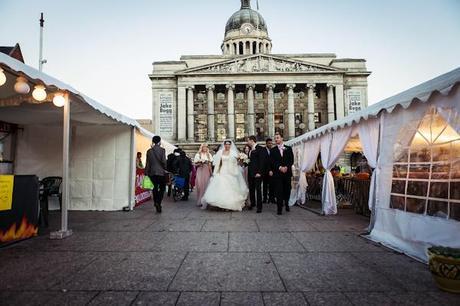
[53,92,66,107]
[14,76,30,94]
[0,68,6,86]
[32,85,47,101]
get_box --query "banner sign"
[159,92,174,137]
[348,90,363,114]
[135,168,151,207]
[0,175,14,211]
[0,175,39,245]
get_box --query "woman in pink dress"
[194,144,213,208]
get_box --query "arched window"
[245,41,251,54]
[259,42,264,53]
[252,41,257,54]
[239,41,244,55]
[233,43,237,55]
[391,109,460,220]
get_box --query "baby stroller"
[172,175,186,202]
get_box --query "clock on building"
[241,23,254,35]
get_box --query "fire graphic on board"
[0,216,38,243]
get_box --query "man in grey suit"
[145,136,167,213]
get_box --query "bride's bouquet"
[237,153,250,166]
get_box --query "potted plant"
[427,246,460,293]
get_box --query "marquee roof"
[287,67,460,146]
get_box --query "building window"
[390,110,460,221]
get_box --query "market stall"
[0,53,175,242]
[287,67,460,261]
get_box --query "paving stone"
[146,219,206,232]
[263,292,308,306]
[351,252,436,291]
[386,291,444,306]
[169,253,284,291]
[132,291,180,306]
[85,219,153,232]
[344,292,394,306]
[202,219,258,232]
[176,292,220,306]
[221,292,264,306]
[88,291,139,306]
[256,219,317,232]
[292,232,384,252]
[0,291,57,306]
[0,251,96,290]
[229,232,304,252]
[303,292,353,305]
[59,252,185,291]
[270,253,399,292]
[158,232,228,252]
[46,291,99,306]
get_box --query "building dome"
[225,8,267,35]
[222,0,272,56]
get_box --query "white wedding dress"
[201,149,249,211]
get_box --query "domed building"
[149,0,371,144]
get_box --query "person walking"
[145,136,167,213]
[173,150,193,201]
[194,144,213,208]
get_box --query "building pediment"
[177,54,343,75]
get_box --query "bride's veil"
[212,139,239,167]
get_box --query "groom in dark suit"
[269,132,294,215]
[247,135,267,213]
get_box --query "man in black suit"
[247,135,267,213]
[145,136,167,213]
[263,138,275,204]
[269,132,294,215]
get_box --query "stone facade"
[149,0,370,142]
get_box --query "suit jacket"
[173,155,193,178]
[248,144,267,178]
[145,144,167,177]
[269,144,294,179]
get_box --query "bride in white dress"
[201,140,249,211]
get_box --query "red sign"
[135,168,151,207]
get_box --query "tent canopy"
[0,52,175,153]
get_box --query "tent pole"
[50,93,73,239]
[128,127,136,210]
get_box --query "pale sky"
[1,0,459,119]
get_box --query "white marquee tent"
[287,67,460,261]
[0,53,175,237]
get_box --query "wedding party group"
[144,133,294,215]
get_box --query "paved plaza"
[0,194,458,306]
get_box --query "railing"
[304,174,371,217]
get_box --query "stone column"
[187,86,195,142]
[287,84,296,139]
[335,84,345,119]
[226,84,235,139]
[307,83,316,131]
[206,84,215,141]
[177,86,187,141]
[327,84,335,123]
[246,84,255,136]
[266,83,275,138]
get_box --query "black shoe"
[285,206,290,212]
[256,209,262,213]
[277,211,282,215]
[248,206,254,210]
[154,203,161,213]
